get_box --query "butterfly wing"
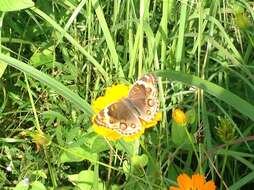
[93,100,142,136]
[128,74,159,122]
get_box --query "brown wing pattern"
[94,74,158,136]
[128,74,159,122]
[93,100,142,136]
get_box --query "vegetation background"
[0,0,254,189]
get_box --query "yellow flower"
[31,131,51,146]
[172,108,187,125]
[169,173,216,190]
[31,131,51,153]
[92,84,161,141]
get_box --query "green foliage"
[59,145,98,163]
[0,0,34,12]
[171,122,189,146]
[123,154,148,176]
[68,170,106,190]
[30,181,47,190]
[186,108,196,125]
[0,60,7,78]
[0,0,254,189]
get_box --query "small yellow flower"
[92,84,161,141]
[31,131,51,152]
[31,131,51,146]
[169,173,216,190]
[172,108,187,125]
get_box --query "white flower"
[6,164,12,172]
[22,177,29,186]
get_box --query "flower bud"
[172,108,187,126]
[31,131,51,146]
[235,13,250,30]
[216,117,236,143]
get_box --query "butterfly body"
[94,74,159,136]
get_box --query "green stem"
[0,12,5,52]
[44,147,58,187]
[184,127,202,172]
[24,74,42,133]
[220,145,228,190]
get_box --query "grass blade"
[0,53,94,116]
[0,0,34,12]
[92,0,124,77]
[175,0,188,71]
[156,70,254,121]
[228,170,254,190]
[31,7,108,80]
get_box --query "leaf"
[123,154,149,177]
[31,170,47,179]
[0,0,34,12]
[186,108,196,124]
[40,111,69,124]
[0,61,7,78]
[59,146,97,163]
[0,170,6,188]
[90,136,110,153]
[131,154,148,168]
[0,53,93,116]
[13,180,29,190]
[116,140,136,156]
[30,181,47,190]
[171,122,188,145]
[91,0,123,77]
[82,132,109,153]
[68,170,105,190]
[111,185,121,190]
[0,137,26,143]
[31,7,109,80]
[30,47,54,68]
[228,170,254,190]
[156,70,254,121]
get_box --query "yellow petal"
[169,173,216,190]
[169,187,181,190]
[92,124,122,140]
[204,181,216,190]
[177,173,192,189]
[172,108,187,125]
[192,174,206,188]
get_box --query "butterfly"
[93,74,159,136]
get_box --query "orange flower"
[169,173,216,190]
[172,108,187,125]
[92,84,161,141]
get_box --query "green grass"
[0,0,254,189]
